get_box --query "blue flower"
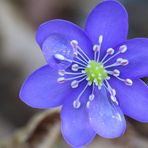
[20,0,148,147]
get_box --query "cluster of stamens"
[55,35,133,109]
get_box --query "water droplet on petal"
[42,34,74,70]
[88,86,126,138]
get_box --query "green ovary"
[85,60,108,86]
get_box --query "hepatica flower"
[20,0,148,147]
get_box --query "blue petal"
[42,34,73,70]
[61,84,96,147]
[88,86,126,138]
[110,38,148,79]
[19,65,70,108]
[85,0,128,57]
[36,19,93,69]
[110,78,148,122]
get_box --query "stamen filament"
[73,83,89,108]
[103,51,120,64]
[65,74,86,81]
[104,63,120,69]
[75,55,89,65]
[76,50,89,63]
[77,46,90,61]
[72,60,87,67]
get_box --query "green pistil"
[85,60,108,86]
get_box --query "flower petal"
[88,86,126,138]
[85,0,128,57]
[42,34,74,70]
[19,65,70,108]
[36,19,93,69]
[111,38,148,79]
[61,84,96,147]
[110,78,148,122]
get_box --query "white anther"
[110,95,118,105]
[99,35,103,44]
[57,77,65,83]
[73,100,81,109]
[58,70,65,76]
[73,52,78,57]
[71,80,79,88]
[54,54,65,61]
[111,89,116,96]
[125,79,133,86]
[119,45,127,53]
[89,94,95,101]
[86,101,91,108]
[70,40,78,47]
[116,58,123,64]
[71,64,79,71]
[107,48,115,55]
[113,69,120,77]
[93,44,100,52]
[120,59,129,66]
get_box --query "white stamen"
[73,52,78,57]
[77,46,90,61]
[73,83,89,109]
[65,74,86,81]
[73,100,81,109]
[110,95,118,105]
[99,35,103,44]
[119,45,127,53]
[72,60,87,67]
[54,54,65,61]
[58,70,65,76]
[96,35,103,62]
[89,94,95,101]
[71,80,79,88]
[107,48,115,55]
[103,81,118,105]
[75,56,88,65]
[125,79,133,86]
[103,51,121,64]
[101,48,115,63]
[111,89,116,96]
[93,44,100,52]
[57,77,65,83]
[71,40,90,62]
[70,40,78,47]
[113,69,120,77]
[71,64,79,71]
[116,58,124,64]
[120,59,129,66]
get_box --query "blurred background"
[0,0,148,147]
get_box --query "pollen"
[85,60,108,86]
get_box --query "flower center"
[85,60,108,86]
[56,36,133,109]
